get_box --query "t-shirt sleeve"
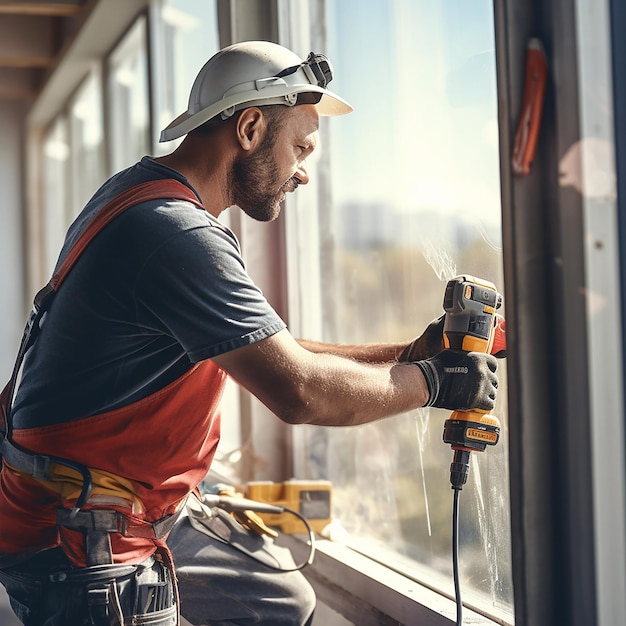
[133,215,286,362]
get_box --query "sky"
[324,0,502,227]
[158,0,503,234]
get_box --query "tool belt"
[48,553,177,626]
[56,507,180,567]
[0,442,182,625]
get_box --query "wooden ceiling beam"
[0,2,84,16]
[0,0,92,101]
[0,85,36,98]
[0,56,54,68]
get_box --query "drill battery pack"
[443,413,500,452]
[246,480,332,534]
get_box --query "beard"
[229,134,295,222]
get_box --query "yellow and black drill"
[441,275,503,490]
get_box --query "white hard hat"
[159,40,353,142]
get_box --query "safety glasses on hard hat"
[275,52,334,88]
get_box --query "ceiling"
[0,0,90,102]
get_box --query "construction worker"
[0,41,499,625]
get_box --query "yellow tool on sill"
[246,480,332,535]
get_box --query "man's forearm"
[270,354,432,427]
[215,333,428,426]
[214,329,497,428]
[296,338,408,364]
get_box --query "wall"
[0,100,25,383]
[0,98,25,626]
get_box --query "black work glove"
[399,315,445,362]
[414,350,498,412]
[400,314,508,362]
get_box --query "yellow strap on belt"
[5,460,145,514]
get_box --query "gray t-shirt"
[13,157,285,429]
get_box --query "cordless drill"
[441,275,502,490]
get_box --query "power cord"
[201,494,316,572]
[452,486,463,626]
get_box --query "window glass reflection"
[291,0,512,616]
[108,17,150,174]
[154,0,219,153]
[69,71,104,219]
[43,117,69,277]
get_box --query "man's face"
[230,105,319,222]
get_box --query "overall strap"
[50,179,204,292]
[0,179,205,514]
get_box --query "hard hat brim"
[159,86,353,142]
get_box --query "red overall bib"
[0,361,225,565]
[0,179,226,567]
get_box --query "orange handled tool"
[441,275,503,489]
[512,38,548,176]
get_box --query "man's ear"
[235,108,266,151]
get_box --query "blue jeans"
[0,504,316,625]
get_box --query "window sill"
[205,467,513,626]
[280,533,512,626]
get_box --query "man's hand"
[400,314,507,362]
[414,350,498,412]
[399,315,445,362]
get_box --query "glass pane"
[153,0,219,154]
[69,70,105,219]
[151,0,242,456]
[288,0,512,619]
[42,116,70,277]
[107,17,150,174]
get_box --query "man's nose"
[295,162,310,186]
